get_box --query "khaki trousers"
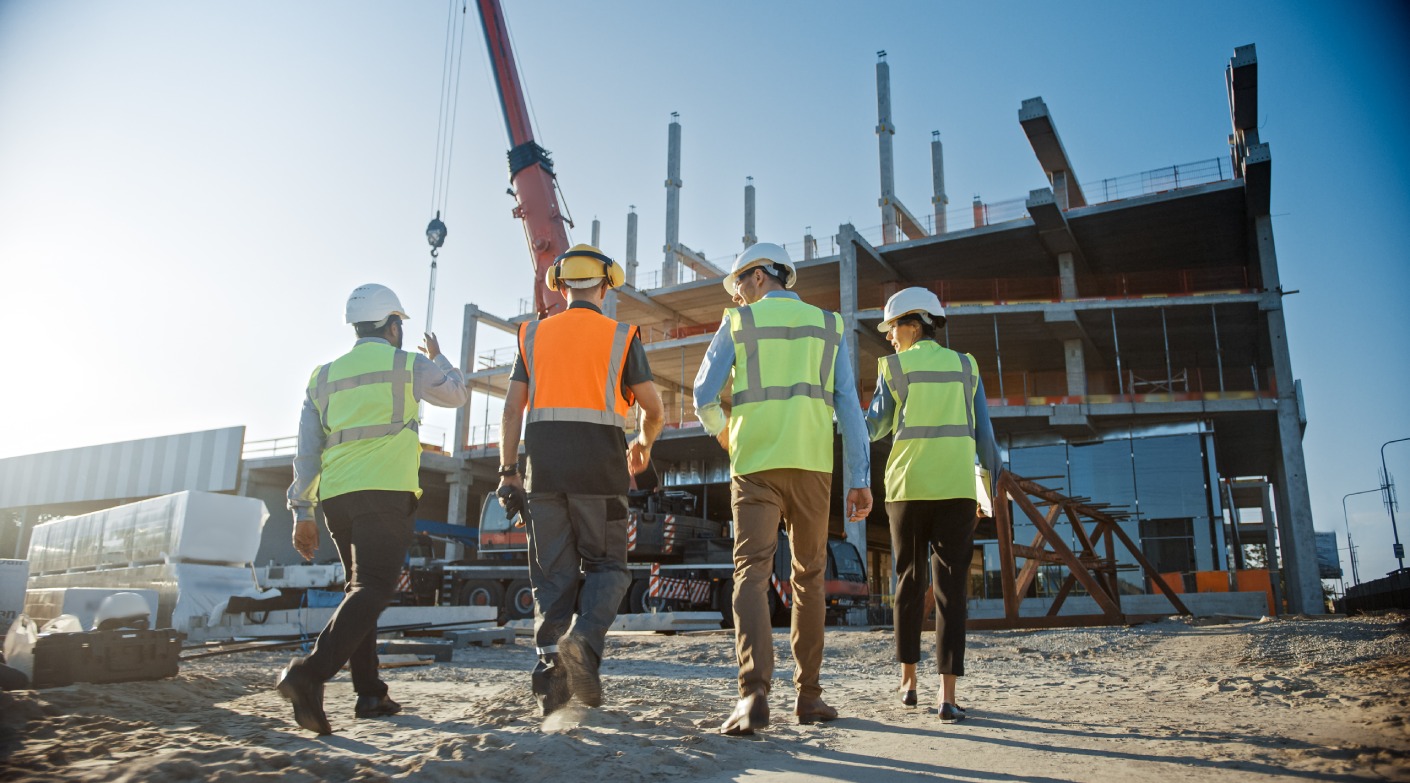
[730,468,832,699]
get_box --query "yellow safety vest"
[878,341,978,501]
[308,341,422,501]
[726,297,842,476]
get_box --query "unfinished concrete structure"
[0,46,1320,616]
[449,43,1321,615]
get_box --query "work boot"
[794,693,839,725]
[532,659,571,717]
[276,659,333,735]
[556,632,602,707]
[354,693,402,718]
[719,688,769,736]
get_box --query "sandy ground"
[2,614,1408,782]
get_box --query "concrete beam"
[846,225,911,284]
[1243,142,1271,218]
[855,291,1268,323]
[1226,44,1259,134]
[672,242,727,278]
[615,283,703,326]
[891,196,929,241]
[1018,97,1088,208]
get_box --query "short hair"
[896,313,936,339]
[354,314,401,338]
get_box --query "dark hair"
[354,315,401,339]
[897,313,936,339]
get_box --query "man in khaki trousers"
[693,242,872,735]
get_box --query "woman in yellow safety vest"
[866,287,1002,724]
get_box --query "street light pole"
[1342,488,1379,586]
[1380,437,1410,573]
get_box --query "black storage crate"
[31,629,185,689]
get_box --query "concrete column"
[663,113,682,287]
[931,130,948,234]
[875,52,897,245]
[972,196,986,228]
[1058,252,1077,299]
[1254,214,1321,614]
[743,177,757,249]
[591,217,601,248]
[803,228,817,261]
[1051,170,1070,210]
[445,471,472,561]
[1064,340,1087,397]
[625,206,639,286]
[453,303,480,457]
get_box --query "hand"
[715,430,729,452]
[627,436,652,475]
[845,487,873,522]
[497,478,527,528]
[420,332,441,360]
[292,518,319,561]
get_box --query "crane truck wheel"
[712,578,735,629]
[504,579,535,620]
[456,580,504,612]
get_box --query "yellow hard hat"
[546,244,625,292]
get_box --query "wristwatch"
[498,463,519,477]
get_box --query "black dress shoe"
[899,689,918,707]
[720,689,769,736]
[276,659,333,735]
[939,702,967,723]
[354,694,403,718]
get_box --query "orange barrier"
[1194,571,1231,593]
[1235,569,1276,615]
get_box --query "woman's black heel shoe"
[899,689,918,707]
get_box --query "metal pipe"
[1380,437,1410,572]
[1211,305,1225,392]
[1111,310,1124,395]
[992,315,1004,398]
[1161,307,1172,392]
[1342,489,1379,585]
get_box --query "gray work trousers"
[526,493,631,666]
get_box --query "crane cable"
[423,0,468,336]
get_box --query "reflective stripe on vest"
[879,342,978,501]
[726,297,841,476]
[520,310,636,429]
[309,342,422,500]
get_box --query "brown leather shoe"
[719,689,769,736]
[794,694,839,724]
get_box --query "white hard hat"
[345,283,410,325]
[93,592,153,631]
[725,242,797,296]
[878,287,946,332]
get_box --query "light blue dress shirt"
[693,291,871,489]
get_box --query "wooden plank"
[1010,488,1122,615]
[993,476,1021,621]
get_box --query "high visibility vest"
[518,307,638,429]
[877,341,978,501]
[726,297,842,476]
[308,341,421,501]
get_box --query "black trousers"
[300,489,417,695]
[888,498,976,676]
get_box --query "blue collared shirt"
[287,337,470,520]
[693,290,871,489]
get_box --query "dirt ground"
[2,613,1408,782]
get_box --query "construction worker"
[693,242,872,736]
[866,287,1001,723]
[498,244,665,716]
[280,283,469,735]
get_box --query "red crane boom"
[476,0,570,319]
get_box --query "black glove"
[497,484,528,521]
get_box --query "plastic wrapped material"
[0,559,29,630]
[27,491,268,574]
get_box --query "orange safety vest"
[518,307,638,428]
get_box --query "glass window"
[1068,439,1137,514]
[1133,435,1208,519]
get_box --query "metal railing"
[628,158,1234,291]
[242,425,449,459]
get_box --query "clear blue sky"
[2,1,1407,581]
